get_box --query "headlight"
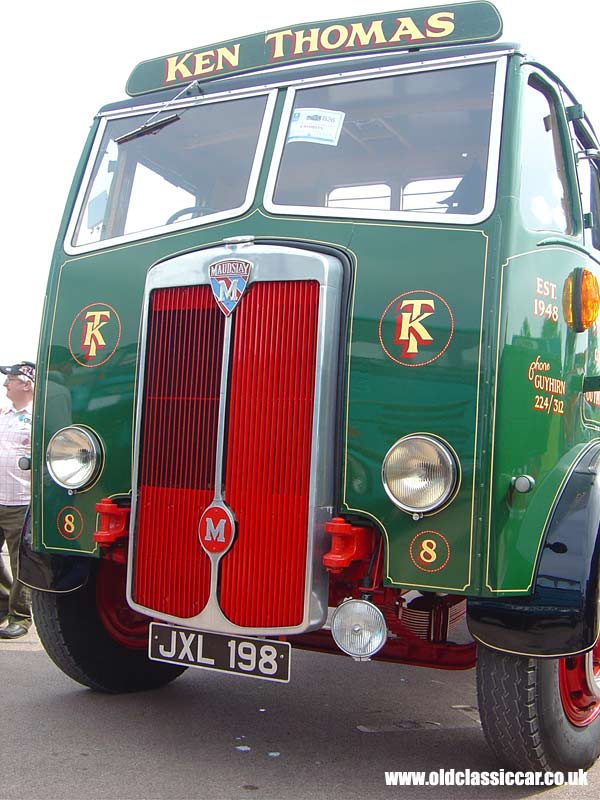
[46,426,102,490]
[330,599,387,660]
[382,434,458,514]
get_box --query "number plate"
[149,622,291,683]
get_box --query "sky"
[1,0,598,370]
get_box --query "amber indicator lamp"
[562,267,600,332]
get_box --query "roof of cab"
[125,2,503,97]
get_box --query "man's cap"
[0,361,35,382]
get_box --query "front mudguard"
[18,507,91,593]
[468,443,600,657]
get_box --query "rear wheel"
[477,641,600,772]
[33,559,186,693]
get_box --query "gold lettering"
[585,391,600,407]
[292,27,320,55]
[216,44,240,71]
[346,20,387,48]
[164,52,193,83]
[394,299,435,356]
[82,311,111,360]
[425,11,455,39]
[265,29,294,60]
[531,373,565,395]
[193,50,215,76]
[528,356,551,381]
[319,24,349,51]
[389,16,426,43]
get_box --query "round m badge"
[198,502,236,555]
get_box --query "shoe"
[0,613,8,626]
[0,623,28,639]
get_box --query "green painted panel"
[126,3,502,95]
[486,245,600,592]
[342,223,489,591]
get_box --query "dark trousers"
[0,504,32,628]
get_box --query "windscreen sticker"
[287,108,345,146]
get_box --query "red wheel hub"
[559,637,600,726]
[96,559,151,650]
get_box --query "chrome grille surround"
[127,242,344,635]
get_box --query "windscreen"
[72,94,269,247]
[271,62,497,218]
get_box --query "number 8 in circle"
[56,506,84,541]
[409,531,450,573]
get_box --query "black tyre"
[33,559,186,693]
[477,642,600,772]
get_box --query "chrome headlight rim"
[46,425,103,491]
[330,599,387,659]
[381,433,459,515]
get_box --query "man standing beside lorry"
[0,361,35,639]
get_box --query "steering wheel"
[166,206,218,225]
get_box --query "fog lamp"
[46,426,102,490]
[330,599,387,660]
[382,434,458,514]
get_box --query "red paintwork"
[136,485,213,617]
[93,498,129,546]
[290,628,476,670]
[559,639,600,726]
[133,285,221,617]
[133,280,320,628]
[220,280,320,627]
[199,504,236,555]
[323,517,375,573]
[96,559,151,650]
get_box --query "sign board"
[126,2,503,96]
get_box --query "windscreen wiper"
[115,79,202,144]
[115,113,180,144]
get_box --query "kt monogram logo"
[69,303,121,367]
[81,310,111,360]
[379,290,454,367]
[394,299,435,358]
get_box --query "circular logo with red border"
[198,503,236,555]
[68,303,122,368]
[56,506,84,541]
[409,530,450,573]
[379,290,454,367]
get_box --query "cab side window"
[520,78,571,234]
[575,151,600,254]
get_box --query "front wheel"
[33,559,186,693]
[477,642,600,773]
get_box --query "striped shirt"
[0,403,32,505]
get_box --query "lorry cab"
[23,2,600,773]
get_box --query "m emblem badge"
[208,259,253,316]
[198,503,236,555]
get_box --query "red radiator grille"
[133,285,223,617]
[221,280,320,627]
[133,279,320,629]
